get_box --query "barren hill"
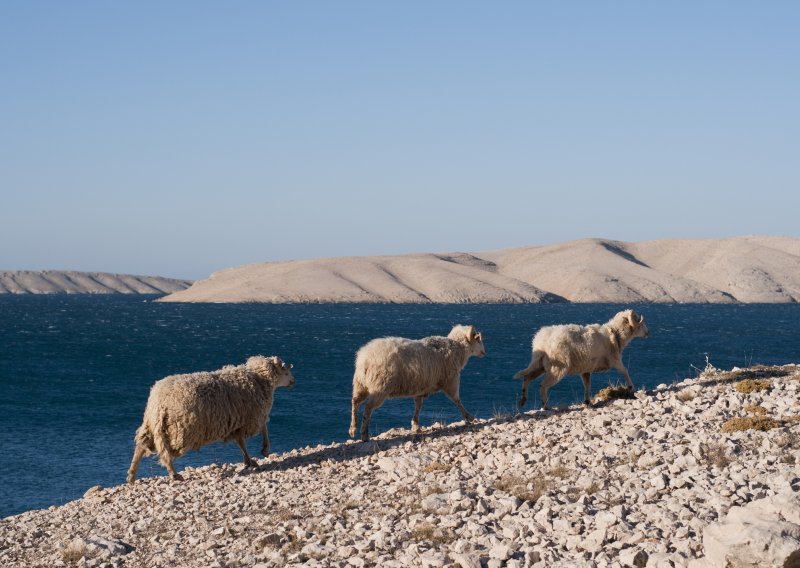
[0,271,192,295]
[160,236,800,304]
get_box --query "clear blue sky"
[1,2,798,279]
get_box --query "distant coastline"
[159,235,800,304]
[0,271,192,295]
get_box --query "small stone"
[582,527,606,552]
[489,543,512,560]
[637,454,660,468]
[595,511,618,529]
[618,547,648,567]
[451,552,482,568]
[650,473,668,490]
[591,416,612,428]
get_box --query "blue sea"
[1,296,799,518]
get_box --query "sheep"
[515,309,649,410]
[126,355,295,483]
[349,324,486,442]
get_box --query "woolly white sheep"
[127,355,295,482]
[515,309,649,409]
[349,324,486,441]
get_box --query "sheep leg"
[235,437,257,468]
[581,373,592,406]
[411,396,427,432]
[443,387,475,423]
[126,444,148,484]
[519,368,544,408]
[519,377,534,408]
[349,388,368,439]
[539,372,561,411]
[614,362,634,391]
[160,452,183,481]
[260,424,270,457]
[360,395,385,442]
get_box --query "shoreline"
[2,364,799,566]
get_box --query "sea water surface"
[1,296,799,518]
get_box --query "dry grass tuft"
[699,443,732,469]
[701,365,789,385]
[492,406,515,421]
[423,461,452,474]
[410,523,455,545]
[547,465,571,479]
[62,541,93,563]
[744,404,768,416]
[735,379,772,394]
[494,474,550,503]
[281,532,302,554]
[676,390,697,402]
[775,431,800,450]
[585,481,601,495]
[595,386,635,402]
[421,483,446,497]
[272,506,301,522]
[334,499,359,517]
[721,416,779,433]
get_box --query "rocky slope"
[159,236,800,304]
[2,364,799,567]
[0,271,192,295]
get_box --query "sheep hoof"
[360,434,370,442]
[260,449,270,458]
[518,399,527,409]
[584,400,593,407]
[411,424,421,433]
[464,414,475,423]
[170,473,184,482]
[348,428,357,439]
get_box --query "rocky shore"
[2,364,799,567]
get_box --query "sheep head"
[617,309,649,339]
[246,355,296,388]
[448,324,486,358]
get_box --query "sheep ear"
[475,332,482,342]
[288,363,294,369]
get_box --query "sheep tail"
[134,422,155,453]
[514,353,544,380]
[151,408,174,459]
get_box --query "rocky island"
[159,236,800,304]
[1,364,798,567]
[0,271,191,295]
